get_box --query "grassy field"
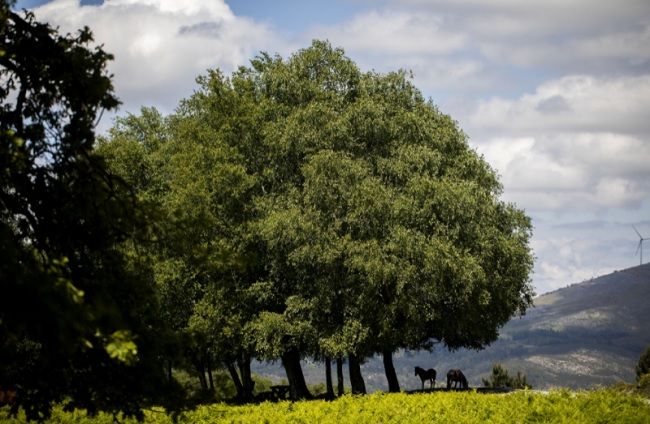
[2,389,649,423]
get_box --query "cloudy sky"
[16,0,650,295]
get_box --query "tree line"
[1,3,534,420]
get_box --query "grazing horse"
[415,366,437,390]
[446,369,468,389]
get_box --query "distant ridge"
[252,263,650,390]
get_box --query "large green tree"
[0,5,177,420]
[101,40,534,399]
[178,41,534,395]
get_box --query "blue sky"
[229,1,374,33]
[18,0,650,294]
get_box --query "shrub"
[637,373,650,397]
[636,345,650,381]
[482,363,531,389]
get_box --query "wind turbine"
[633,226,648,265]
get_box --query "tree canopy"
[102,40,534,398]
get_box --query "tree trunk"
[348,353,366,394]
[227,362,244,399]
[207,359,215,391]
[325,356,334,399]
[167,360,173,383]
[336,357,344,396]
[382,349,400,392]
[195,360,208,391]
[281,349,312,400]
[237,355,254,400]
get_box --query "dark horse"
[446,369,468,389]
[415,366,436,390]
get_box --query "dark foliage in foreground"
[0,2,180,420]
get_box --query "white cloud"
[475,133,650,212]
[109,0,232,17]
[570,26,650,63]
[395,0,650,36]
[479,32,650,70]
[387,0,650,74]
[312,10,466,56]
[469,73,650,216]
[471,75,650,134]
[538,262,592,288]
[32,0,282,116]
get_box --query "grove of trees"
[99,41,535,399]
[1,2,534,420]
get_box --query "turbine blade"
[635,240,642,256]
[633,225,642,238]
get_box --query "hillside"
[252,263,650,391]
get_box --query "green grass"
[2,389,649,423]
